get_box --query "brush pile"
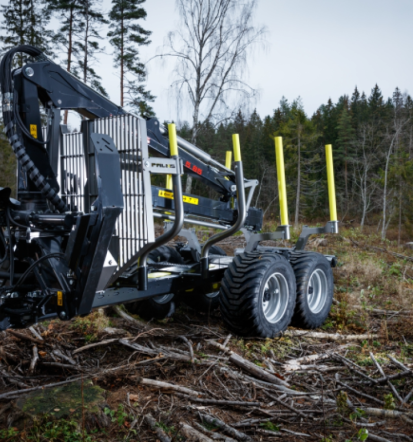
[0,304,412,442]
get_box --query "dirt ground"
[1,225,413,442]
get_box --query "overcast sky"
[4,0,412,123]
[115,0,412,122]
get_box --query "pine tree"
[47,0,84,123]
[0,0,54,67]
[74,0,109,96]
[108,0,154,116]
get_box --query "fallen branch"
[193,422,237,442]
[180,422,214,442]
[199,413,253,442]
[29,345,38,373]
[144,413,171,442]
[284,330,379,341]
[7,329,43,345]
[208,340,289,387]
[178,393,260,408]
[113,305,151,328]
[137,377,202,397]
[73,338,119,355]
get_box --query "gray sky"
[121,0,412,121]
[4,0,412,123]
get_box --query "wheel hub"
[262,272,289,324]
[307,268,328,314]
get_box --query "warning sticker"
[57,291,63,307]
[30,124,37,139]
[158,190,199,205]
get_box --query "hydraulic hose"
[0,45,67,212]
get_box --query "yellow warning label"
[158,190,199,205]
[57,291,63,307]
[30,124,37,139]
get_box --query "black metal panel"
[152,186,263,231]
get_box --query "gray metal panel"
[59,114,154,270]
[60,130,86,213]
[92,114,154,268]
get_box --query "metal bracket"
[294,221,339,251]
[142,157,183,175]
[244,225,290,253]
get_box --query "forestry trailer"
[0,45,339,337]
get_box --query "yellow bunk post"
[274,137,290,238]
[166,124,178,190]
[325,144,337,221]
[232,134,241,162]
[225,150,232,181]
[325,144,339,233]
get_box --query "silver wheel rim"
[262,272,289,324]
[153,293,174,304]
[308,268,328,314]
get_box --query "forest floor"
[1,224,413,442]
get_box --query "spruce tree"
[108,0,154,116]
[0,0,54,66]
[336,104,355,208]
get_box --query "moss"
[17,380,106,421]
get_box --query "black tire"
[219,252,296,338]
[209,245,226,257]
[289,251,334,329]
[182,245,227,312]
[147,245,184,264]
[125,246,182,320]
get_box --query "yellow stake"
[165,173,173,190]
[325,144,337,221]
[225,151,232,180]
[168,123,178,157]
[275,137,289,226]
[225,151,232,169]
[232,134,241,162]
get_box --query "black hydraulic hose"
[0,252,65,294]
[5,207,14,285]
[0,45,66,212]
[0,228,8,265]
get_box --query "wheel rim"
[262,272,289,324]
[308,268,328,314]
[206,291,219,299]
[153,293,174,304]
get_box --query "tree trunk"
[344,147,348,213]
[83,1,89,84]
[120,12,124,107]
[382,137,395,240]
[295,135,301,226]
[64,7,74,125]
[398,182,402,247]
[185,104,200,194]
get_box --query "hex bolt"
[25,67,34,77]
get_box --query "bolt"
[144,161,149,167]
[25,67,34,77]
[108,260,113,265]
[59,311,66,319]
[57,99,62,105]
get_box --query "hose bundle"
[0,45,67,212]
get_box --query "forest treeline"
[0,1,411,241]
[181,86,413,243]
